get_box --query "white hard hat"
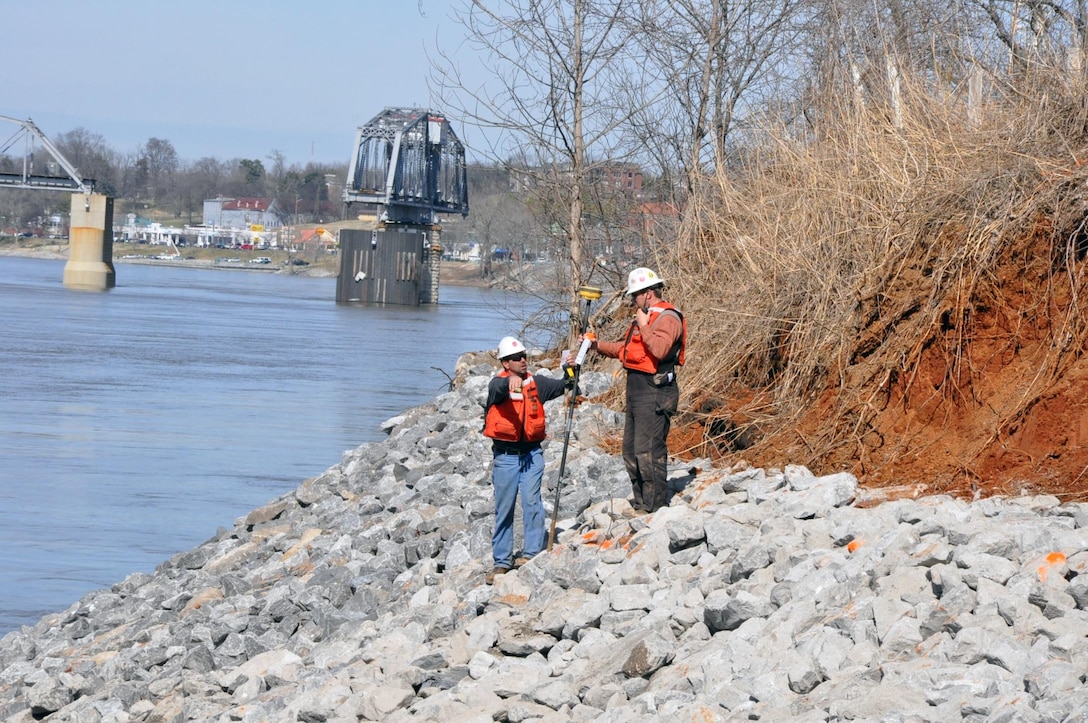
[626,267,664,296]
[497,336,525,359]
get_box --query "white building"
[202,197,283,230]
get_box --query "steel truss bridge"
[0,115,93,194]
[344,107,468,224]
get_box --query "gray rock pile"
[3,358,1088,721]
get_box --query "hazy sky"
[3,1,481,167]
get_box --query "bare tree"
[625,0,805,198]
[186,157,228,200]
[174,157,223,224]
[465,189,534,278]
[266,150,288,197]
[433,0,641,332]
[54,128,120,197]
[793,0,1059,125]
[140,138,179,203]
[967,0,1088,79]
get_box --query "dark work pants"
[623,372,679,512]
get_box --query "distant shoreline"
[0,244,68,261]
[0,243,493,287]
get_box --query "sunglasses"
[504,353,527,362]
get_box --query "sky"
[2,1,482,167]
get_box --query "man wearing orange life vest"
[582,268,687,513]
[482,336,570,584]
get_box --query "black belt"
[494,447,538,456]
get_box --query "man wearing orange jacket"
[582,268,687,513]
[482,336,570,584]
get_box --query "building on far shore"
[174,197,286,249]
[111,197,288,250]
[202,197,284,230]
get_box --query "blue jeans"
[491,447,546,568]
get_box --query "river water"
[0,257,535,635]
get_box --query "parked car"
[248,257,272,264]
[290,258,309,266]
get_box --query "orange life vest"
[483,372,548,443]
[619,302,687,374]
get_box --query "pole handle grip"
[574,332,594,366]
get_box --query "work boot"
[513,556,532,568]
[485,567,510,585]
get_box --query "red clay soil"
[670,221,1088,502]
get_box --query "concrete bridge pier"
[63,193,115,291]
[422,225,442,305]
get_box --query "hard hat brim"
[625,280,664,296]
